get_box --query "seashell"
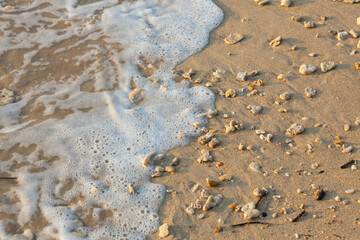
[142,151,156,167]
[224,33,244,45]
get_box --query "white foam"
[0,0,223,239]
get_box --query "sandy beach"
[148,0,360,239]
[0,0,360,239]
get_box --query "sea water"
[0,1,223,239]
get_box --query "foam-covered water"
[0,0,222,239]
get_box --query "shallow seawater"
[0,0,223,239]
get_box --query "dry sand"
[148,0,360,239]
[0,0,360,239]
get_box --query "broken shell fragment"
[299,64,317,75]
[197,149,213,163]
[219,174,232,181]
[197,109,218,119]
[355,62,360,70]
[286,124,305,135]
[182,69,195,80]
[277,74,288,81]
[165,166,175,173]
[143,151,156,167]
[208,138,220,149]
[128,88,144,105]
[198,132,215,145]
[200,189,210,199]
[269,36,282,47]
[203,195,217,211]
[342,146,353,154]
[171,157,179,166]
[224,33,244,45]
[128,183,135,194]
[249,162,262,173]
[349,29,359,38]
[185,206,195,215]
[151,172,162,178]
[257,0,270,6]
[0,88,18,106]
[320,61,336,72]
[225,89,236,98]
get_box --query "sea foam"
[0,0,223,239]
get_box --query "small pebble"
[344,124,351,132]
[349,29,359,38]
[291,15,301,22]
[304,21,315,28]
[280,0,292,7]
[337,31,349,41]
[225,89,236,98]
[286,124,305,135]
[206,177,219,187]
[158,223,170,238]
[236,71,248,81]
[305,87,317,98]
[320,61,336,72]
[279,92,291,101]
[299,64,317,75]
